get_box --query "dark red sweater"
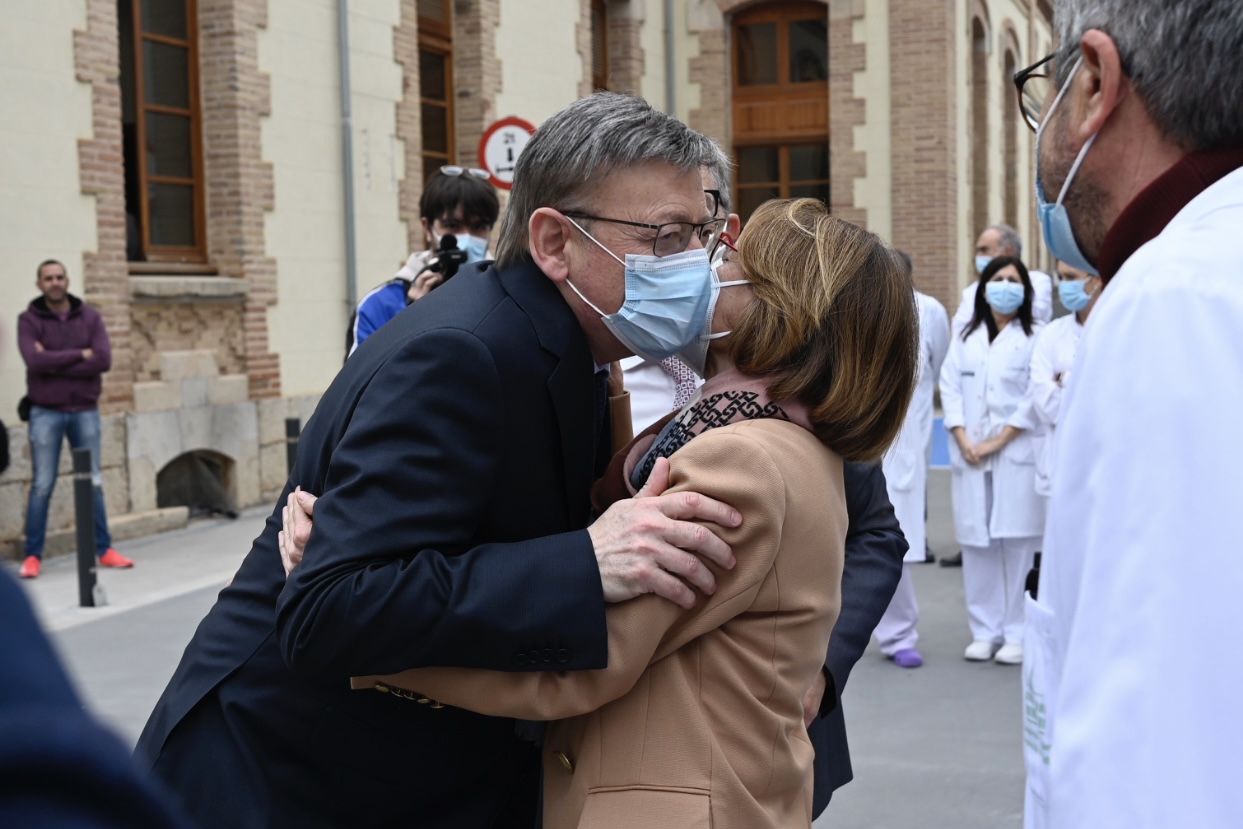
[17,295,112,412]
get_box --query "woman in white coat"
[940,256,1044,664]
[874,252,950,668]
[1029,262,1102,497]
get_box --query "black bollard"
[72,447,98,608]
[285,417,301,476]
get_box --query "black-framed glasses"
[563,212,726,257]
[1013,52,1055,132]
[705,188,723,218]
[440,165,491,180]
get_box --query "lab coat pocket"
[1022,594,1061,805]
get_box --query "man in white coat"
[1019,2,1243,826]
[874,253,950,668]
[952,224,1054,331]
[1028,261,1101,497]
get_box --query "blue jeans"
[24,405,112,559]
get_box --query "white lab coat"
[882,291,950,560]
[939,317,1045,548]
[953,269,1054,330]
[1028,315,1084,497]
[1025,167,1243,829]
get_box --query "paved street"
[17,470,1024,828]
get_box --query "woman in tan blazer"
[286,198,917,828]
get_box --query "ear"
[725,212,742,239]
[529,208,573,284]
[1076,29,1127,141]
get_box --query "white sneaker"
[994,643,1023,664]
[964,640,997,661]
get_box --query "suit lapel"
[499,261,596,524]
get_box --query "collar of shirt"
[1097,146,1243,282]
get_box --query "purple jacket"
[17,294,112,412]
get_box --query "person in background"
[940,256,1044,664]
[346,165,500,356]
[1029,261,1101,497]
[1016,2,1243,824]
[16,260,133,580]
[952,224,1053,332]
[872,250,950,669]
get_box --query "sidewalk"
[14,505,270,633]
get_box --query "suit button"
[555,752,574,773]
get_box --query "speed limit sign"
[477,116,537,191]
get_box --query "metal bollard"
[72,447,106,608]
[285,417,301,476]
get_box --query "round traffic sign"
[477,116,537,191]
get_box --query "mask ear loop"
[562,214,624,318]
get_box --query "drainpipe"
[338,0,358,310]
[663,0,675,115]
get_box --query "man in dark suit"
[809,462,907,818]
[0,570,188,829]
[135,93,735,828]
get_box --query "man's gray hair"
[1054,0,1243,151]
[989,223,1023,258]
[495,92,730,267]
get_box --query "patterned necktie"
[659,356,699,410]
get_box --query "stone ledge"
[3,506,189,561]
[130,275,248,301]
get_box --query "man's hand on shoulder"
[588,457,741,610]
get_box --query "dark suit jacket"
[135,260,611,828]
[809,462,907,817]
[0,571,188,829]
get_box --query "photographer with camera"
[346,166,499,358]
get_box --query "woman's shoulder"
[675,420,841,484]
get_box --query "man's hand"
[802,669,827,728]
[82,348,94,360]
[278,488,317,577]
[34,341,44,353]
[587,457,741,610]
[407,271,444,302]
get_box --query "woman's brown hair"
[729,198,918,462]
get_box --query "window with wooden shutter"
[731,2,829,221]
[419,0,454,183]
[118,0,206,262]
[591,0,609,91]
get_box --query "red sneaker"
[18,556,41,579]
[98,549,134,569]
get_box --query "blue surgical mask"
[678,261,750,376]
[458,234,490,264]
[985,281,1025,315]
[564,218,714,362]
[975,254,993,275]
[1035,57,1100,276]
[1057,278,1096,313]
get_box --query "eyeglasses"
[562,212,727,258]
[440,165,491,181]
[705,189,724,218]
[1013,52,1056,132]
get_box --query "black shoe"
[939,551,963,568]
[920,545,937,564]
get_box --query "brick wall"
[576,0,594,98]
[889,0,959,310]
[74,0,134,414]
[453,0,502,168]
[606,0,644,95]
[828,0,867,228]
[199,0,280,399]
[395,0,423,252]
[688,27,729,149]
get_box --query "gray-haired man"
[1019,1,1243,826]
[135,93,740,828]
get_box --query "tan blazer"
[354,419,847,829]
